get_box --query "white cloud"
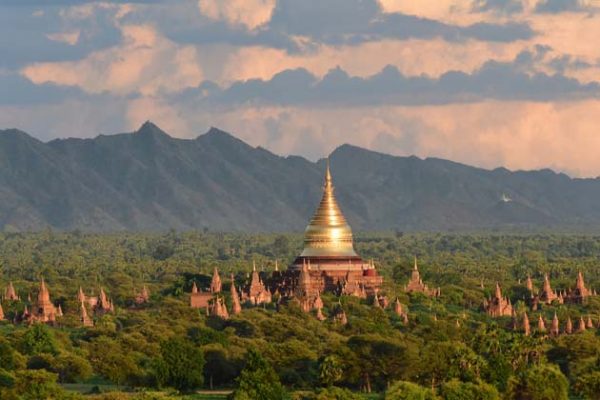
[22,24,203,96]
[46,30,80,45]
[198,0,276,30]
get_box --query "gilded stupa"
[294,160,360,263]
[283,160,382,295]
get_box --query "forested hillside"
[0,232,598,399]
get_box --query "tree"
[87,337,139,386]
[506,364,568,400]
[20,324,58,355]
[12,370,65,400]
[319,355,343,387]
[385,381,439,400]
[0,339,18,370]
[439,380,500,400]
[232,348,288,400]
[347,334,415,392]
[419,342,486,389]
[574,371,600,400]
[52,353,93,383]
[154,337,204,393]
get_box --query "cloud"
[0,3,122,69]
[472,0,524,14]
[175,54,599,108]
[268,0,534,45]
[46,30,80,45]
[534,0,589,13]
[0,71,87,106]
[22,24,203,96]
[198,0,276,30]
[171,100,600,177]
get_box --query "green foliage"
[12,369,65,400]
[385,381,438,400]
[439,380,500,400]
[52,353,93,383]
[20,323,58,355]
[319,355,344,387]
[0,232,599,398]
[154,337,205,393]
[506,364,569,400]
[574,371,600,400]
[0,338,18,370]
[232,348,288,400]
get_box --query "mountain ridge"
[1,121,600,233]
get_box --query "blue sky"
[1,0,600,176]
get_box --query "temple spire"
[299,159,357,258]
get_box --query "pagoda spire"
[566,316,573,334]
[523,312,531,336]
[551,312,559,336]
[538,315,546,332]
[299,159,357,258]
[210,267,222,293]
[0,302,4,320]
[80,301,93,327]
[230,274,242,315]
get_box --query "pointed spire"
[494,282,503,299]
[80,301,93,327]
[523,312,531,336]
[0,302,4,320]
[253,260,256,271]
[566,316,573,334]
[275,260,279,272]
[551,312,560,336]
[210,267,222,293]
[414,256,418,271]
[577,316,586,332]
[526,275,533,292]
[394,297,403,316]
[586,315,593,329]
[78,286,86,303]
[191,281,198,294]
[5,281,18,301]
[230,274,242,315]
[299,158,357,258]
[538,315,546,332]
[316,307,326,321]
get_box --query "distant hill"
[1,121,600,232]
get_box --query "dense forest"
[0,231,599,399]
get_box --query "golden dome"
[300,161,358,258]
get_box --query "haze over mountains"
[1,121,599,233]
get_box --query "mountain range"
[1,121,599,233]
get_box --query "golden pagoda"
[297,160,358,260]
[284,160,382,295]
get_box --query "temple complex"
[77,287,114,315]
[536,274,563,305]
[276,162,382,301]
[483,283,513,317]
[242,262,272,305]
[17,278,60,324]
[564,271,594,303]
[405,258,439,297]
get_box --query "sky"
[2,0,600,177]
